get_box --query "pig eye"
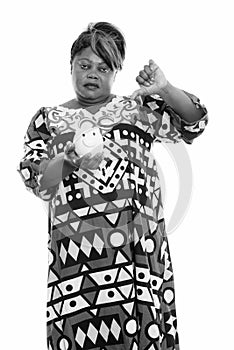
[93,132,95,135]
[82,134,85,137]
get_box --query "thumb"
[130,87,148,101]
[149,59,157,70]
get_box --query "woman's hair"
[70,22,126,72]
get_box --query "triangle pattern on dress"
[118,284,133,299]
[113,199,126,208]
[93,203,108,212]
[117,267,132,282]
[105,212,120,225]
[70,221,80,231]
[56,212,69,223]
[69,211,79,221]
[90,308,98,316]
[82,276,97,289]
[115,250,129,264]
[48,270,59,283]
[149,219,157,234]
[81,264,89,272]
[52,286,63,300]
[89,207,97,214]
[74,207,89,217]
[53,301,62,314]
[54,320,63,331]
[122,302,134,315]
[83,291,97,305]
[130,339,138,350]
[106,202,118,211]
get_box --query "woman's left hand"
[131,59,168,101]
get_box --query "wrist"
[63,154,80,173]
[158,80,173,96]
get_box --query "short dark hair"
[70,22,126,72]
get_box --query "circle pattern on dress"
[146,322,160,340]
[108,230,126,247]
[58,336,72,350]
[145,237,156,253]
[163,288,175,304]
[147,323,159,339]
[124,317,138,337]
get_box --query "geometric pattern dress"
[18,92,208,350]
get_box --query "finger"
[92,154,101,161]
[149,59,158,70]
[81,153,92,165]
[131,87,148,100]
[66,152,79,164]
[136,76,144,84]
[95,151,104,158]
[129,90,142,105]
[89,164,99,170]
[136,76,151,86]
[65,142,75,154]
[149,59,160,78]
[66,153,81,167]
[86,159,100,170]
[139,70,148,80]
[131,89,141,100]
[66,141,74,148]
[144,65,152,76]
[65,151,75,160]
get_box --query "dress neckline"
[57,94,121,117]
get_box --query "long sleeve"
[141,90,209,144]
[17,107,58,201]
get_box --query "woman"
[18,22,208,350]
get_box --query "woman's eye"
[100,67,109,73]
[80,64,89,70]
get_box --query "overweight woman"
[18,22,208,350]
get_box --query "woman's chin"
[77,89,110,103]
[80,89,102,100]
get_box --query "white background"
[1,0,233,349]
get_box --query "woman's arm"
[39,142,104,191]
[131,59,207,123]
[39,153,78,191]
[157,81,205,123]
[18,109,105,199]
[130,59,208,144]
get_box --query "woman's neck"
[75,94,114,108]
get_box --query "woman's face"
[71,46,117,104]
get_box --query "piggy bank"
[73,127,104,157]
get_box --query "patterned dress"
[18,93,208,350]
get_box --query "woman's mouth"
[84,83,99,90]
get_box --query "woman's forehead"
[74,47,104,64]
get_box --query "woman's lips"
[84,83,99,90]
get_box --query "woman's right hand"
[64,141,104,170]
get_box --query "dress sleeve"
[141,90,209,144]
[17,107,58,201]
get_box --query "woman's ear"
[70,62,74,75]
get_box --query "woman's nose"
[87,68,98,79]
[87,73,98,79]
